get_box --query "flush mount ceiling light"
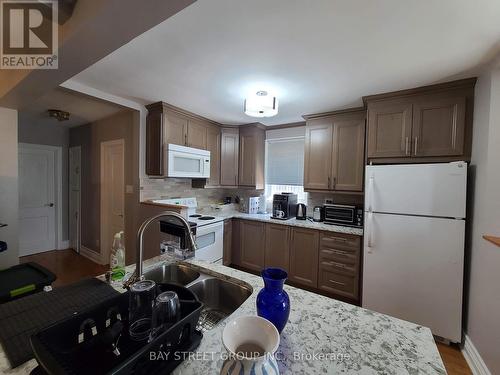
[48,109,70,121]
[244,91,278,118]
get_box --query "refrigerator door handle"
[367,174,375,212]
[367,211,374,252]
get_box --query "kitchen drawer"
[320,232,361,252]
[318,269,358,300]
[320,248,358,265]
[320,259,357,276]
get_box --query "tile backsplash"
[140,178,363,211]
[140,178,226,208]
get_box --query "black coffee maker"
[272,193,297,220]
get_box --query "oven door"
[324,205,355,225]
[194,222,223,263]
[167,145,210,178]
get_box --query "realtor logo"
[1,0,58,69]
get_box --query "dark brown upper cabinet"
[220,128,239,186]
[165,112,188,147]
[412,96,466,157]
[205,125,221,187]
[303,119,333,190]
[364,78,476,163]
[238,125,265,190]
[187,119,208,149]
[145,102,221,177]
[303,109,366,192]
[366,100,412,158]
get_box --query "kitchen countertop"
[218,212,364,236]
[1,255,444,374]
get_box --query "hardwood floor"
[20,249,108,287]
[436,342,472,375]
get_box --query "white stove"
[154,197,224,263]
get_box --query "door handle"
[328,176,331,189]
[45,203,54,207]
[414,137,419,156]
[333,176,337,190]
[367,174,374,212]
[405,137,409,156]
[367,211,374,252]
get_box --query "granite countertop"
[1,255,444,374]
[218,212,364,236]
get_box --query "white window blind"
[265,137,304,186]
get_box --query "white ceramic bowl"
[222,315,280,359]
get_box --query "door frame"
[18,143,65,252]
[100,139,125,265]
[69,146,81,253]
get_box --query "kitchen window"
[265,131,307,204]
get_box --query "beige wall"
[70,110,140,264]
[0,107,19,269]
[465,66,500,373]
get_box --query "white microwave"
[167,144,210,178]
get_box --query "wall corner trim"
[462,334,492,375]
[57,240,70,250]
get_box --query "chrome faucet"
[124,211,197,288]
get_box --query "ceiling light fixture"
[48,109,70,121]
[244,91,278,118]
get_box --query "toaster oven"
[324,204,363,227]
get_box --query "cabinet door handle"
[414,137,418,156]
[325,261,346,269]
[328,279,346,286]
[328,176,331,189]
[405,137,410,156]
[333,177,337,189]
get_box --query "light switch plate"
[126,185,134,194]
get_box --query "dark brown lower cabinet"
[223,219,232,266]
[318,232,361,301]
[265,224,290,272]
[229,220,362,304]
[289,227,319,288]
[239,220,265,272]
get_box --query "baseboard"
[57,240,70,250]
[80,246,106,265]
[462,334,491,375]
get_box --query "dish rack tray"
[30,283,203,375]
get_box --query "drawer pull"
[328,279,346,286]
[324,237,348,243]
[324,261,346,269]
[322,249,349,256]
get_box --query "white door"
[101,140,125,263]
[365,162,467,218]
[69,146,81,253]
[19,145,57,255]
[363,212,465,342]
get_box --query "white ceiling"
[70,0,500,126]
[20,88,127,128]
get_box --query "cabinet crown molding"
[303,107,366,120]
[362,77,477,105]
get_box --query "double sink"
[143,263,252,331]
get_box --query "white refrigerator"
[363,162,467,343]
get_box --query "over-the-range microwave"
[167,144,211,178]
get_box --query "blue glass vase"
[256,268,290,333]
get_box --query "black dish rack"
[30,283,203,375]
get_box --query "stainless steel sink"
[188,276,252,331]
[143,263,200,286]
[142,262,252,331]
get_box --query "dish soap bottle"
[110,231,126,281]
